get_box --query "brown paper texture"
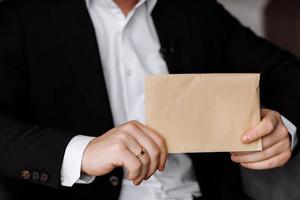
[145,74,262,153]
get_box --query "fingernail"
[232,154,239,160]
[242,135,250,143]
[231,155,235,160]
[134,180,142,185]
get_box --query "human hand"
[231,109,292,169]
[81,120,167,185]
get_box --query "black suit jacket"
[0,0,300,199]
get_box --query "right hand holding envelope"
[231,109,292,169]
[81,120,167,185]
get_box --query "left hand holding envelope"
[231,108,292,169]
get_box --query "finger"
[232,137,290,163]
[131,123,162,178]
[242,112,278,143]
[119,147,143,181]
[262,123,289,149]
[122,134,151,184]
[122,122,161,179]
[240,150,292,170]
[133,151,151,185]
[261,108,272,118]
[131,121,168,172]
[231,151,252,156]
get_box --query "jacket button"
[40,173,49,183]
[21,170,31,180]
[31,171,40,181]
[109,176,119,187]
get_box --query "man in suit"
[0,0,299,199]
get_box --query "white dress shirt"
[61,0,298,199]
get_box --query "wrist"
[81,138,95,176]
[61,135,95,187]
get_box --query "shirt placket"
[119,3,147,123]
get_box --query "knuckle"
[128,173,138,181]
[153,147,160,157]
[280,125,289,137]
[156,136,166,147]
[128,120,140,126]
[267,110,280,118]
[152,147,160,158]
[265,118,276,133]
[285,150,292,160]
[127,170,137,180]
[132,162,142,172]
[117,132,129,142]
[272,111,280,118]
[124,122,137,131]
[114,142,127,153]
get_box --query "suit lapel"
[152,0,193,73]
[152,0,214,74]
[51,0,114,128]
[152,1,177,73]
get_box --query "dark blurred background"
[220,0,300,58]
[0,0,299,199]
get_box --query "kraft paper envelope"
[145,74,262,153]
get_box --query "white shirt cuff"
[61,135,96,187]
[281,116,298,150]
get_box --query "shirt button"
[126,70,132,76]
[21,170,31,180]
[109,176,119,187]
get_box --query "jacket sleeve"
[0,1,78,188]
[215,2,300,145]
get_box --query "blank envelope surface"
[145,74,262,153]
